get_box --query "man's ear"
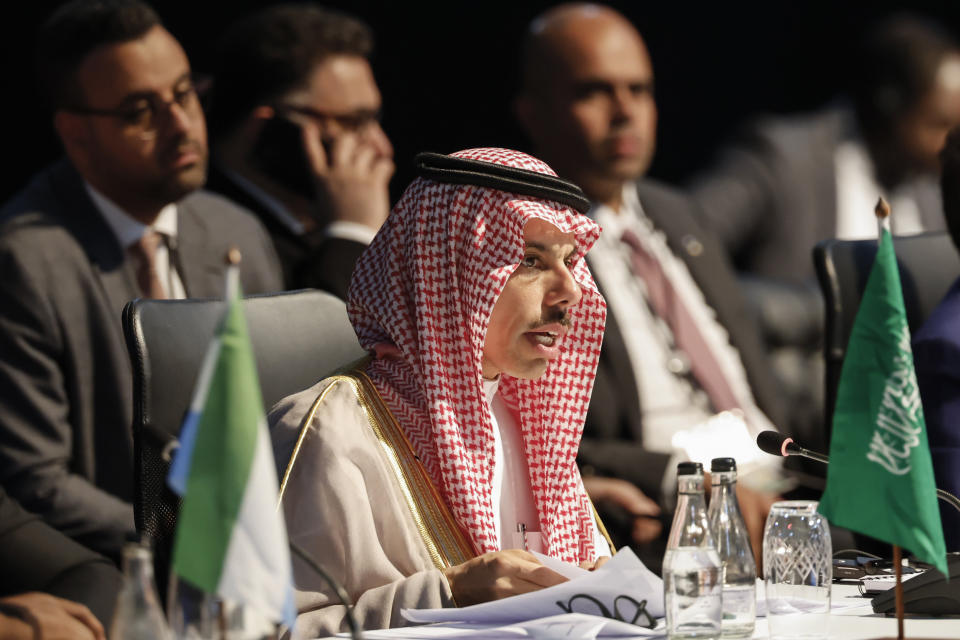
[53,111,90,163]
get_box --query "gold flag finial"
[875,196,891,219]
[225,246,242,266]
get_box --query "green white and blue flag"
[168,265,296,628]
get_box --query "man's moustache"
[161,137,206,160]
[529,310,571,330]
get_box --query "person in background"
[0,0,282,563]
[207,3,393,297]
[514,3,784,571]
[913,126,960,552]
[689,14,960,285]
[688,14,960,497]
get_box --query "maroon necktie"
[620,227,741,412]
[129,230,167,299]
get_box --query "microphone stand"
[290,542,364,640]
[782,443,960,515]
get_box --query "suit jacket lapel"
[49,160,140,327]
[175,198,227,298]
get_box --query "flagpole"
[874,198,908,640]
[893,545,904,640]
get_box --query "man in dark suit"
[0,0,282,563]
[689,16,960,285]
[515,4,784,568]
[914,127,960,551]
[206,4,393,298]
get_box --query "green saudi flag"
[818,221,947,576]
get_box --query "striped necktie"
[620,227,740,412]
[129,230,167,299]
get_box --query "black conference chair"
[122,289,366,604]
[813,231,960,450]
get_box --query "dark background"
[5,0,960,202]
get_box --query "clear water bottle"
[663,462,722,640]
[707,458,756,638]
[110,538,172,639]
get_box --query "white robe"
[271,374,461,638]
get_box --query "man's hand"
[0,593,105,640]
[579,556,611,571]
[441,549,568,606]
[583,476,663,545]
[735,484,780,572]
[301,121,394,232]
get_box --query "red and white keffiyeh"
[348,148,606,563]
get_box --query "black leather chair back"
[122,289,366,603]
[813,231,960,443]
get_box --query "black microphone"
[756,430,960,514]
[756,430,829,465]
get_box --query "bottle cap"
[711,457,737,472]
[677,461,703,476]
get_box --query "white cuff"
[326,221,377,245]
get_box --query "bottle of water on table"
[663,461,722,640]
[707,457,756,638]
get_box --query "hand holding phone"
[300,118,394,232]
[250,116,317,199]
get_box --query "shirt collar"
[85,182,178,249]
[482,376,500,407]
[590,182,646,239]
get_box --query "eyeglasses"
[65,77,207,140]
[276,103,382,133]
[556,593,656,629]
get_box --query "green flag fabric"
[167,268,296,626]
[818,226,947,575]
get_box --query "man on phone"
[208,4,394,297]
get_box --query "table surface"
[750,583,960,639]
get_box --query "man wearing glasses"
[0,0,282,563]
[206,4,394,297]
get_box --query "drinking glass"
[168,576,277,639]
[762,501,831,639]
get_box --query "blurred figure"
[690,15,960,284]
[0,0,281,563]
[0,485,119,636]
[689,14,960,467]
[208,3,394,297]
[514,3,784,570]
[913,126,960,552]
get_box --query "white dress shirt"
[834,138,926,239]
[86,183,186,299]
[485,377,611,557]
[587,185,777,498]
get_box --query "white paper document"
[401,547,663,635]
[349,612,664,639]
